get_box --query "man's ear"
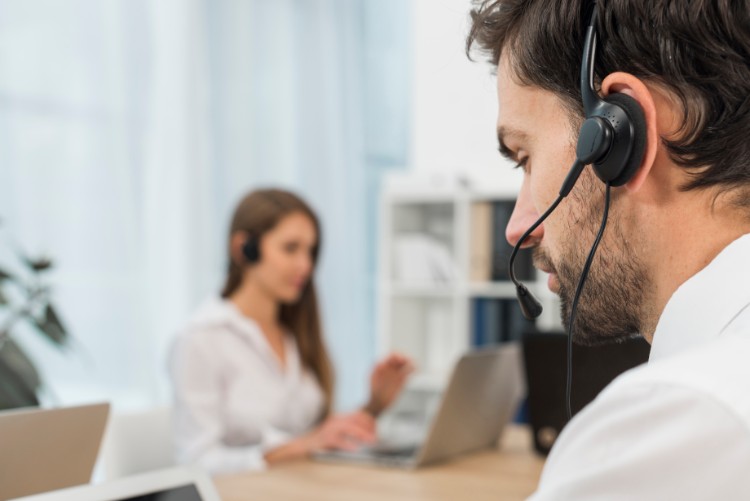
[601,72,658,193]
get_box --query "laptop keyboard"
[368,445,419,458]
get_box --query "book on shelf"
[503,299,535,342]
[491,201,535,281]
[471,298,535,347]
[470,202,493,282]
[471,298,503,346]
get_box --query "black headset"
[239,192,287,265]
[508,2,647,418]
[577,5,646,188]
[242,235,261,263]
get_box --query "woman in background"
[170,189,413,474]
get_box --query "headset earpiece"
[576,5,647,187]
[242,235,261,263]
[594,93,647,186]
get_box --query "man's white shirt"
[530,233,750,500]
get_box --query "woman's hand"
[264,411,376,465]
[364,353,415,417]
[305,411,377,452]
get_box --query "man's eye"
[514,158,529,171]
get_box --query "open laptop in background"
[0,402,110,501]
[8,467,221,501]
[314,343,524,469]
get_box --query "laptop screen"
[116,484,203,501]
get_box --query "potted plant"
[0,225,69,410]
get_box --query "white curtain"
[0,0,410,410]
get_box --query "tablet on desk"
[8,467,221,501]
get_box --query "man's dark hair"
[467,0,750,199]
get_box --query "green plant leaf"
[29,258,53,272]
[0,267,13,281]
[20,256,53,273]
[0,339,41,410]
[33,304,68,346]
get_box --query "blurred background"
[0,0,523,413]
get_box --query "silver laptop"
[0,402,110,500]
[314,343,524,469]
[8,467,221,501]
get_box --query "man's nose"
[505,181,544,249]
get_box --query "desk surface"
[215,425,545,501]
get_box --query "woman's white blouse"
[169,298,326,474]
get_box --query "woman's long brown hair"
[221,189,334,416]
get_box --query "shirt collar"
[650,233,750,363]
[190,297,301,378]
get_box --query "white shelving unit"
[377,173,562,393]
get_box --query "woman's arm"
[363,353,415,417]
[170,331,377,472]
[264,411,377,464]
[170,332,279,473]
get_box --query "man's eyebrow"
[496,126,529,161]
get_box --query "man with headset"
[467,0,750,499]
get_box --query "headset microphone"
[508,113,614,318]
[508,156,593,322]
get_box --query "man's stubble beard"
[538,175,649,346]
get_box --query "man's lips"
[532,250,559,292]
[547,272,559,293]
[534,264,559,293]
[535,264,556,275]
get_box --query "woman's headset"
[242,235,261,263]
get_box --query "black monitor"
[522,331,651,455]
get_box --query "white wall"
[410,0,517,185]
[408,1,562,331]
